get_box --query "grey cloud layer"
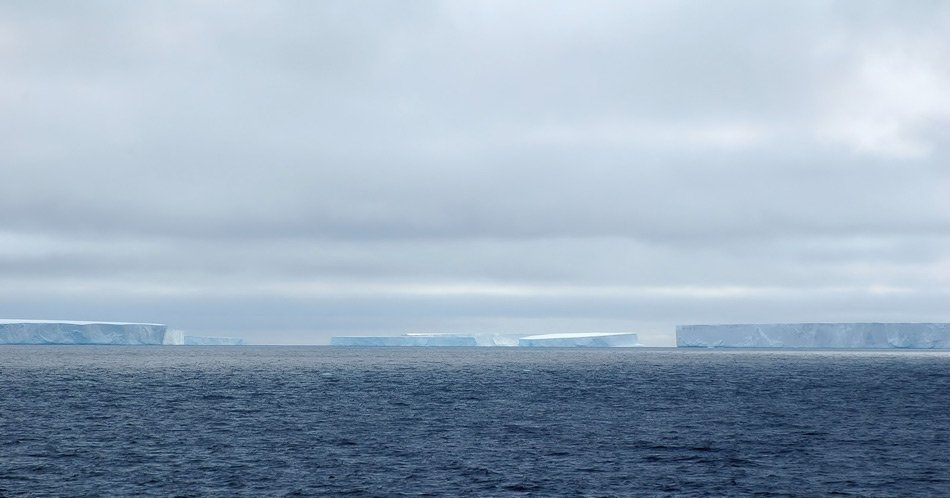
[2,1,949,343]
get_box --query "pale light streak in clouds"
[1,1,949,344]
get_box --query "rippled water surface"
[2,346,950,497]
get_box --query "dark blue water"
[2,347,949,497]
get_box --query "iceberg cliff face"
[677,323,950,349]
[0,320,182,345]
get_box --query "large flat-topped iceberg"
[677,323,950,349]
[519,332,640,347]
[0,320,183,345]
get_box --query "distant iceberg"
[677,323,950,349]
[0,320,182,345]
[518,332,640,347]
[184,335,245,345]
[331,332,639,347]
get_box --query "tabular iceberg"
[0,320,183,345]
[518,332,640,347]
[677,323,950,349]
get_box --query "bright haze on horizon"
[2,1,948,345]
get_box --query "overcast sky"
[2,1,949,345]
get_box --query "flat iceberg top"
[519,332,634,340]
[0,319,165,326]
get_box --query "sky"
[2,1,949,345]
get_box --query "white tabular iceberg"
[676,323,950,349]
[0,320,183,345]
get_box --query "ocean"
[1,346,949,497]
